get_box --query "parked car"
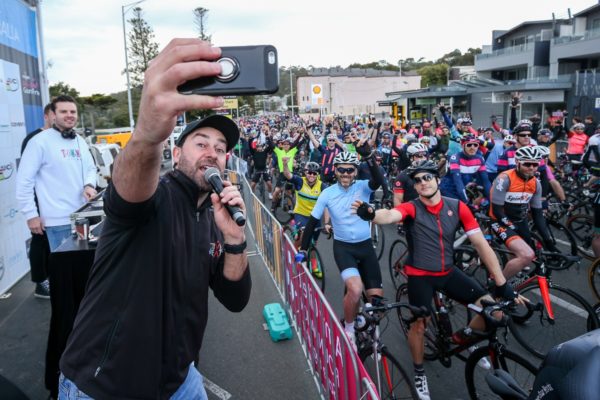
[89,143,120,189]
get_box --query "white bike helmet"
[333,151,360,166]
[407,143,429,155]
[504,134,516,144]
[535,145,550,158]
[515,146,542,162]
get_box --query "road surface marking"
[204,377,232,400]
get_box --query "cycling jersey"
[489,169,542,222]
[393,171,419,203]
[395,198,480,275]
[317,144,342,177]
[289,175,325,217]
[272,147,298,172]
[440,151,491,203]
[310,180,373,243]
[567,131,588,155]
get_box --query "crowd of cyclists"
[232,93,600,400]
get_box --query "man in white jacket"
[16,95,97,251]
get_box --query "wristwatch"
[224,241,247,254]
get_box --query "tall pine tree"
[127,7,159,87]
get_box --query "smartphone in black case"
[177,45,279,96]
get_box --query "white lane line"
[529,289,589,319]
[204,377,232,400]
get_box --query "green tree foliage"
[417,63,449,87]
[127,7,159,87]
[49,81,80,99]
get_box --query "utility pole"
[289,68,294,116]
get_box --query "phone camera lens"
[216,57,238,82]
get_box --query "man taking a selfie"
[58,39,251,399]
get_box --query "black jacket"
[60,170,251,399]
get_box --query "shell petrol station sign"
[311,84,324,106]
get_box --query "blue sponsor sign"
[0,0,38,58]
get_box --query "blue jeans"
[46,225,72,252]
[58,364,208,399]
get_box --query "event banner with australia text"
[0,0,43,294]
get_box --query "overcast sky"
[41,0,595,96]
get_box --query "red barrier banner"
[282,237,378,400]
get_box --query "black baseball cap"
[176,115,240,150]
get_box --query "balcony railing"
[553,27,600,44]
[476,43,534,60]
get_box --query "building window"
[591,18,600,30]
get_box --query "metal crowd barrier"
[231,156,379,400]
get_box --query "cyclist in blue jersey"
[440,134,491,204]
[299,145,385,348]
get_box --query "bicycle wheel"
[359,346,418,400]
[307,246,325,293]
[465,346,537,400]
[395,284,440,361]
[388,239,409,290]
[566,214,595,261]
[371,223,385,261]
[509,281,600,358]
[274,194,294,224]
[545,220,579,261]
[589,258,600,302]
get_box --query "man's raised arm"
[112,39,224,203]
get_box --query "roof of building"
[494,19,565,40]
[574,2,600,17]
[305,67,418,78]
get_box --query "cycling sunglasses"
[412,152,427,158]
[413,173,436,184]
[521,162,540,168]
[336,167,356,174]
[465,143,479,148]
[517,133,532,137]
[305,171,318,176]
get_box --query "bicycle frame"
[513,262,556,322]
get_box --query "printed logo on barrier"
[4,77,19,92]
[0,163,14,182]
[21,74,40,96]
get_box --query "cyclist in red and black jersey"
[352,160,515,400]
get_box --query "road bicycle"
[355,297,428,400]
[566,213,595,261]
[388,226,409,290]
[272,181,295,224]
[394,289,539,400]
[285,225,331,292]
[370,199,386,260]
[588,257,600,302]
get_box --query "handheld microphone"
[204,167,246,227]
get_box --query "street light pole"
[122,0,146,131]
[289,68,294,117]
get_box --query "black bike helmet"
[406,160,439,179]
[513,120,533,134]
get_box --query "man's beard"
[177,153,220,192]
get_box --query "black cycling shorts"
[333,239,382,290]
[275,174,288,188]
[407,266,487,311]
[252,170,271,183]
[491,219,532,247]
